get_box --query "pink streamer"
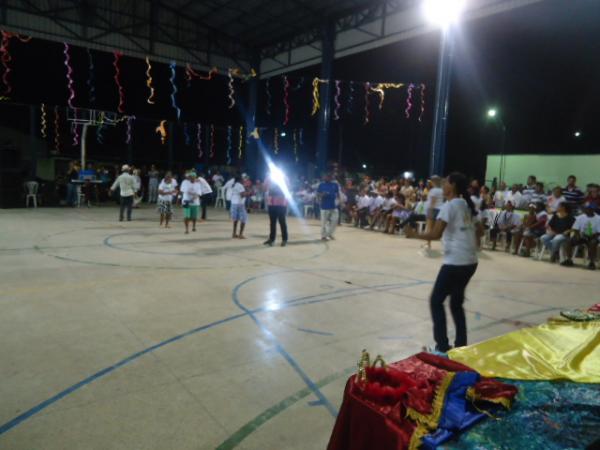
[283,75,290,126]
[113,52,125,113]
[63,43,75,108]
[419,83,426,122]
[126,116,135,144]
[363,82,371,125]
[197,123,203,159]
[405,83,414,119]
[333,80,341,121]
[209,125,215,158]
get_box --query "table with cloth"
[328,304,600,450]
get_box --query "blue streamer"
[346,81,354,114]
[226,125,232,165]
[299,128,304,146]
[169,61,181,120]
[87,49,95,105]
[265,78,272,115]
[184,123,191,146]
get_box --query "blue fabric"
[318,182,339,210]
[443,380,600,450]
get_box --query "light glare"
[574,131,581,137]
[423,0,466,28]
[487,108,497,118]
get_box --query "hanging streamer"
[405,83,414,118]
[369,82,404,110]
[283,75,290,126]
[185,64,218,81]
[209,125,215,159]
[112,52,125,113]
[71,110,80,147]
[126,116,135,145]
[299,128,304,147]
[184,123,192,146]
[311,78,328,116]
[419,83,426,122]
[226,126,232,164]
[0,31,31,97]
[227,68,235,109]
[333,80,342,120]
[40,103,47,138]
[346,81,355,114]
[53,106,60,152]
[63,43,76,108]
[196,123,203,159]
[145,57,155,104]
[238,125,244,159]
[265,79,272,115]
[229,67,257,82]
[169,62,181,120]
[293,129,299,162]
[155,120,167,145]
[274,128,279,154]
[363,82,371,125]
[96,112,106,144]
[86,49,96,105]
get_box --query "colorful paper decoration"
[209,124,215,158]
[274,128,279,154]
[283,75,290,126]
[346,81,355,114]
[226,125,232,164]
[145,57,155,104]
[419,83,426,122]
[155,119,167,144]
[405,83,414,118]
[227,68,235,109]
[238,125,244,159]
[96,112,105,143]
[0,30,31,97]
[126,116,135,145]
[40,103,47,138]
[250,128,260,139]
[293,129,299,162]
[183,122,192,146]
[63,43,76,108]
[112,52,125,113]
[229,67,257,81]
[311,78,328,116]
[169,61,181,120]
[86,49,96,105]
[370,83,404,110]
[53,106,60,152]
[71,118,80,147]
[265,78,272,115]
[363,82,371,125]
[333,80,341,120]
[185,64,217,81]
[196,123,203,159]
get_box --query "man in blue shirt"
[317,173,340,241]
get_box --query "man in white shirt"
[222,176,235,211]
[353,190,372,228]
[493,181,508,208]
[563,202,600,269]
[505,184,524,209]
[489,200,522,252]
[157,172,178,228]
[197,174,213,221]
[211,171,224,188]
[180,172,203,234]
[110,164,136,222]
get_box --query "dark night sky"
[1,0,599,179]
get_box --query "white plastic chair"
[214,187,225,208]
[416,221,427,233]
[24,181,39,208]
[76,185,87,208]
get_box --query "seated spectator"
[493,181,508,208]
[562,202,600,269]
[584,184,600,214]
[522,175,537,204]
[518,202,548,257]
[384,194,411,234]
[546,186,566,213]
[530,181,546,206]
[480,185,492,210]
[367,191,383,228]
[563,175,584,210]
[370,191,391,230]
[400,178,414,201]
[352,189,371,228]
[489,200,522,252]
[505,184,523,209]
[540,203,575,263]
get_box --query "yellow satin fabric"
[448,320,600,383]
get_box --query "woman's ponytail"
[447,172,477,217]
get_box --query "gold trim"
[466,387,513,410]
[408,424,429,450]
[406,372,456,431]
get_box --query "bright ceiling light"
[487,108,497,118]
[423,0,466,28]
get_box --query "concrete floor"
[0,205,597,450]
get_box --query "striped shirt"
[563,186,584,206]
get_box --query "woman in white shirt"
[157,172,178,228]
[424,175,444,250]
[407,172,482,352]
[229,175,250,239]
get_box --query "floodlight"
[574,131,581,138]
[280,132,287,137]
[423,0,466,28]
[362,164,367,169]
[404,171,414,179]
[487,108,497,118]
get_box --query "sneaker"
[263,240,273,246]
[281,241,287,247]
[321,237,328,241]
[587,262,596,270]
[560,259,574,267]
[329,236,335,240]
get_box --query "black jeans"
[268,205,288,242]
[201,193,212,220]
[119,195,133,221]
[430,263,478,352]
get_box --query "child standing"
[230,175,250,239]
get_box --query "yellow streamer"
[155,120,167,145]
[145,57,155,104]
[370,82,404,110]
[311,78,328,116]
[40,103,47,138]
[238,125,244,158]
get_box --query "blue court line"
[297,328,335,336]
[378,336,412,340]
[0,269,422,436]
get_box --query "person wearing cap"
[180,171,202,234]
[489,200,522,252]
[562,202,600,269]
[110,164,137,222]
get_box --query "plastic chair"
[76,186,87,208]
[24,181,39,208]
[214,187,225,208]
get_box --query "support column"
[316,21,335,175]
[429,27,455,176]
[245,53,260,179]
[29,105,38,178]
